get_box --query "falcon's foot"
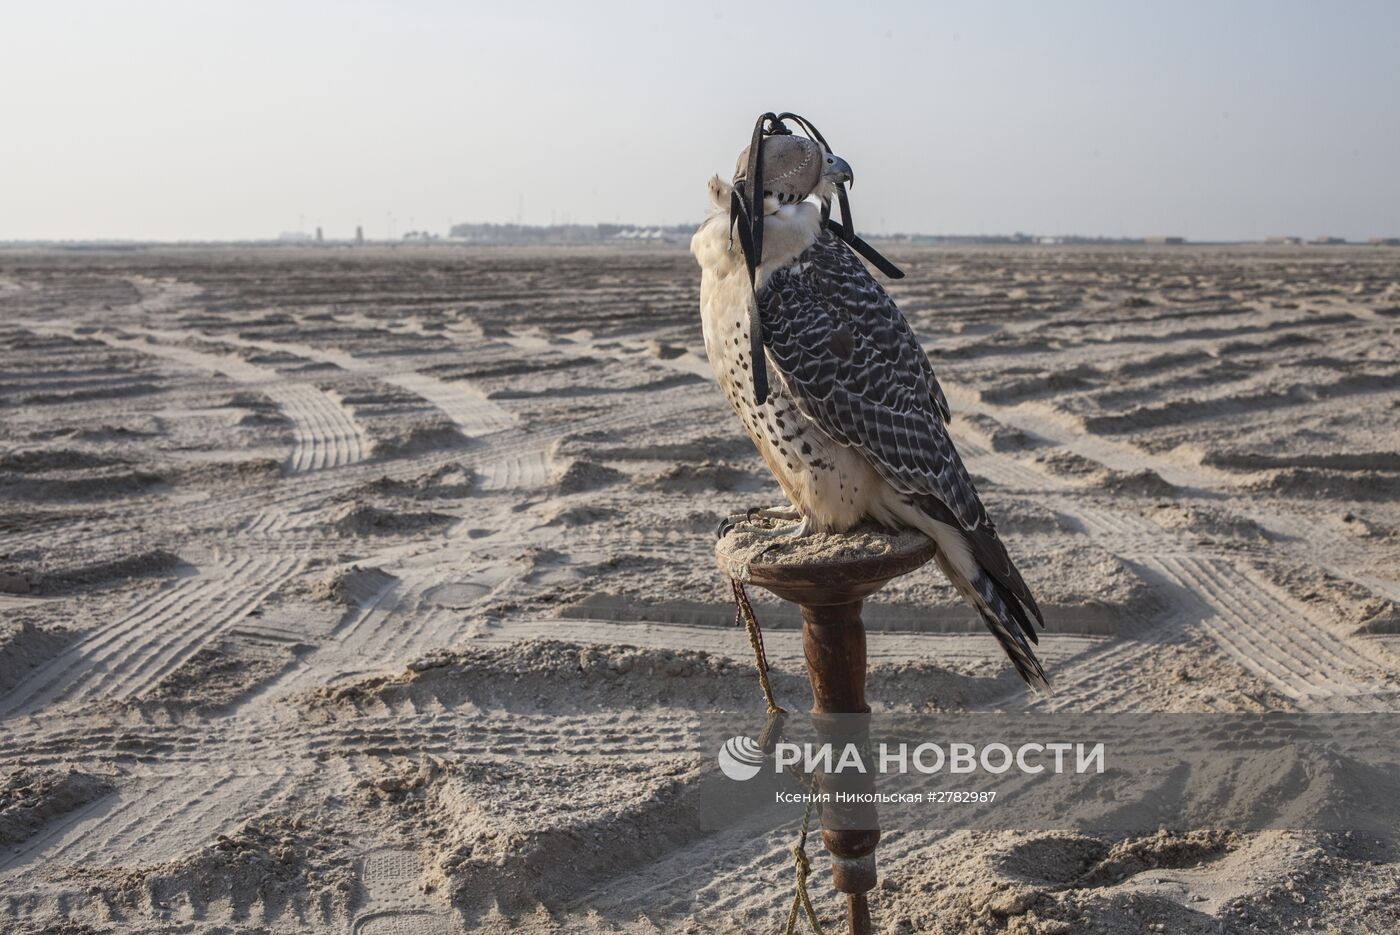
[753,514,814,539]
[717,509,813,540]
[746,505,800,522]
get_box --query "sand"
[718,517,934,571]
[0,243,1397,933]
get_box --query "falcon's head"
[733,134,853,215]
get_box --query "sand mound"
[642,460,764,493]
[219,390,282,412]
[1255,560,1400,638]
[1147,504,1272,543]
[1203,449,1399,472]
[169,457,282,485]
[1246,467,1400,501]
[362,463,477,500]
[306,640,767,716]
[58,814,358,925]
[0,467,165,501]
[225,390,290,427]
[1035,451,1178,496]
[370,420,467,459]
[307,564,397,606]
[1096,468,1178,497]
[1016,544,1162,625]
[19,382,162,406]
[960,412,1050,452]
[1338,510,1395,540]
[1,767,113,847]
[421,757,713,914]
[880,828,1238,934]
[18,548,188,595]
[647,338,687,359]
[1176,744,1400,835]
[553,458,627,493]
[0,621,69,696]
[991,499,1076,536]
[981,367,1099,404]
[0,449,127,472]
[328,502,454,536]
[346,753,747,919]
[990,829,1234,890]
[143,638,301,710]
[53,421,161,443]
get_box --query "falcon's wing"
[758,230,1043,626]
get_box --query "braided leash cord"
[732,577,784,715]
[784,775,826,935]
[730,577,823,933]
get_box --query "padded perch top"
[715,519,937,606]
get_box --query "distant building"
[1143,236,1184,245]
[1266,236,1303,245]
[1312,236,1346,245]
[610,227,676,241]
[1367,237,1400,246]
[446,222,692,245]
[277,231,312,242]
[315,227,323,242]
[355,225,364,246]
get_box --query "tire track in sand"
[170,328,515,438]
[0,553,301,716]
[945,376,1400,602]
[943,382,1400,712]
[15,322,369,474]
[0,766,296,880]
[1152,554,1395,710]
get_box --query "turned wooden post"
[717,525,937,935]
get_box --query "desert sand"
[1,243,1397,933]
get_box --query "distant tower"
[315,226,323,243]
[355,225,364,246]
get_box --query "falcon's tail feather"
[969,570,1051,692]
[888,500,1051,691]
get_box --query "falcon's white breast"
[691,192,897,533]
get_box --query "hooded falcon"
[692,113,1049,690]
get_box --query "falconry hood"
[728,112,904,406]
[733,134,827,206]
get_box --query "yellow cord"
[784,777,825,935]
[732,578,784,715]
[730,578,823,932]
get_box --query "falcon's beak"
[822,153,854,188]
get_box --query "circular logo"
[717,735,764,781]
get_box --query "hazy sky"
[3,1,1398,242]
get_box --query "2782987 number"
[927,791,997,804]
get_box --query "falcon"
[692,113,1049,689]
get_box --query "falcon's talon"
[745,515,813,541]
[721,510,811,540]
[745,505,800,524]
